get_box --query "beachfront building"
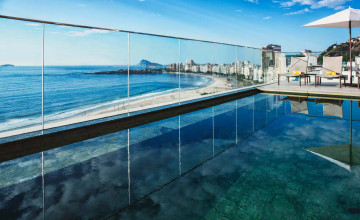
[243,62,251,79]
[230,65,236,75]
[200,64,211,73]
[235,61,242,74]
[219,64,229,75]
[192,65,200,73]
[168,63,178,72]
[212,65,220,73]
[186,59,195,66]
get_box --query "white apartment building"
[200,64,209,73]
[192,65,200,73]
[212,65,220,73]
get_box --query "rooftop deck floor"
[258,80,360,99]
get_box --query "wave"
[0,89,179,132]
[0,117,42,133]
[193,77,212,87]
[0,75,212,133]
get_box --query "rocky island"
[86,60,166,75]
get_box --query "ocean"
[0,65,212,132]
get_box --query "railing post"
[41,23,45,133]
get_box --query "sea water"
[0,65,212,132]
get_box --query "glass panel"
[254,94,267,131]
[180,40,213,103]
[44,25,128,131]
[0,19,43,139]
[268,51,286,84]
[115,142,245,219]
[43,131,128,219]
[180,108,213,173]
[128,34,179,115]
[237,96,255,140]
[251,48,263,84]
[129,117,179,202]
[276,95,286,116]
[236,47,262,88]
[0,153,42,219]
[262,49,274,84]
[214,101,236,154]
[265,95,278,123]
[213,44,236,95]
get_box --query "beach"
[0,74,232,139]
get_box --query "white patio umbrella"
[303,7,360,85]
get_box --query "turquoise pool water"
[1,94,360,219]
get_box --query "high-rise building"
[262,44,281,52]
[186,59,195,66]
[168,63,178,71]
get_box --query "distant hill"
[138,60,162,68]
[318,39,360,64]
[1,64,14,67]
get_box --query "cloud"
[274,0,350,10]
[244,0,259,4]
[263,16,272,19]
[25,23,41,27]
[67,29,110,37]
[285,8,311,15]
[235,9,243,12]
[138,0,145,1]
[334,5,345,10]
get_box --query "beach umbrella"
[303,7,360,85]
[305,144,360,172]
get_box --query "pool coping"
[259,88,360,101]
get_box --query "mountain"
[1,64,14,67]
[138,59,162,67]
[318,38,360,64]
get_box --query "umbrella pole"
[350,100,353,164]
[349,20,353,85]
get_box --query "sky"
[0,0,360,65]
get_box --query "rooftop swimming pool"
[1,93,360,219]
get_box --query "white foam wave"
[0,76,211,132]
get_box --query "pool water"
[1,94,360,219]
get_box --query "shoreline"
[0,74,232,139]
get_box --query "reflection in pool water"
[1,94,360,219]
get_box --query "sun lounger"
[315,99,343,118]
[315,56,346,88]
[278,57,309,86]
[280,96,309,114]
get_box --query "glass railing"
[0,94,286,219]
[0,16,273,140]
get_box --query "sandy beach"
[0,74,232,139]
